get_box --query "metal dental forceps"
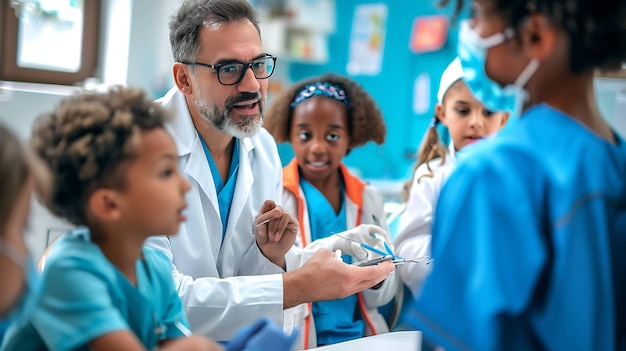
[335,214,435,267]
[334,233,429,267]
[353,255,433,267]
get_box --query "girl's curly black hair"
[264,73,386,151]
[441,0,626,73]
[31,86,170,226]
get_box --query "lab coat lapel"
[184,140,226,259]
[165,88,223,251]
[185,140,221,223]
[218,137,254,276]
[229,138,254,230]
[340,165,365,227]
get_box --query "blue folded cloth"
[226,317,298,351]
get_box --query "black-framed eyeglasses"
[181,55,277,86]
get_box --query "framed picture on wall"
[0,0,99,85]
[409,15,448,54]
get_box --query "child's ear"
[521,13,558,60]
[173,63,193,95]
[88,189,123,222]
[435,103,446,126]
[501,111,511,126]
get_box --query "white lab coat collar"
[160,87,256,240]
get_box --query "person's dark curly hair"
[264,73,386,153]
[31,86,171,226]
[440,0,626,73]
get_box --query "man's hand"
[282,249,395,309]
[254,200,298,270]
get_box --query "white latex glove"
[305,224,393,261]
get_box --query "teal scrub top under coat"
[301,176,364,345]
[408,104,626,350]
[0,229,190,351]
[200,136,240,239]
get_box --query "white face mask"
[0,237,40,322]
[457,20,540,119]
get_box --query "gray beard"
[193,93,264,139]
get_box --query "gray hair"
[169,0,261,63]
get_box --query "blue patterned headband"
[290,82,351,109]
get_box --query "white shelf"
[258,0,335,64]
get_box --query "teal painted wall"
[276,1,460,181]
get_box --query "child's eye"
[160,168,174,177]
[298,132,310,141]
[326,134,340,142]
[483,109,494,116]
[455,108,470,115]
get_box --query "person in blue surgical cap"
[408,0,626,350]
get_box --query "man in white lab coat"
[145,0,395,342]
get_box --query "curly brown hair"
[264,73,386,151]
[31,86,171,226]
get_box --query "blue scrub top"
[200,136,240,238]
[407,104,626,350]
[0,229,190,351]
[0,320,8,346]
[301,176,364,345]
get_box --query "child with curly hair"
[410,0,626,349]
[1,86,221,351]
[264,73,397,348]
[0,123,49,344]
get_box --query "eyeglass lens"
[218,57,275,85]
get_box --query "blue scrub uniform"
[1,229,190,351]
[200,136,240,239]
[408,104,626,350]
[301,178,364,345]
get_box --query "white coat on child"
[394,58,509,296]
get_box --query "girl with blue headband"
[264,73,395,349]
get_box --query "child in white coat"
[264,73,397,349]
[394,57,509,297]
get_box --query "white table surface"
[311,331,421,350]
